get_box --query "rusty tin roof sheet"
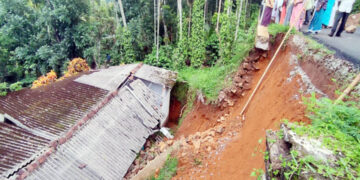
[0,64,177,179]
[25,79,163,179]
[0,76,108,137]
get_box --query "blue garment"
[322,0,335,26]
[309,9,326,32]
[284,3,294,26]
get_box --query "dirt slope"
[172,35,338,180]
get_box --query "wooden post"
[335,73,360,104]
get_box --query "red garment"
[279,3,287,24]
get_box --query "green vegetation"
[218,0,235,64]
[273,94,360,179]
[268,24,291,37]
[1,0,260,99]
[178,29,255,101]
[150,156,178,180]
[0,82,7,96]
[0,81,24,96]
[267,23,296,45]
[9,82,23,92]
[352,0,360,14]
[189,0,206,68]
[176,7,258,102]
[304,37,335,55]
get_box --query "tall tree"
[190,0,206,68]
[156,0,161,62]
[154,0,157,46]
[162,0,169,45]
[187,0,193,38]
[117,0,127,28]
[215,0,222,34]
[219,0,235,63]
[234,0,244,41]
[177,0,183,40]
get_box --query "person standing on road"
[308,0,328,34]
[328,0,356,37]
[290,0,305,30]
[261,0,275,26]
[304,0,315,25]
[322,0,335,27]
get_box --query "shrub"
[32,70,57,89]
[0,82,8,96]
[144,45,174,69]
[63,58,90,77]
[205,31,219,66]
[9,82,23,92]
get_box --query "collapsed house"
[0,64,177,180]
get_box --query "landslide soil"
[172,35,337,180]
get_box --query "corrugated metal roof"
[24,79,164,180]
[0,75,108,137]
[0,122,50,179]
[0,63,177,180]
[134,64,177,88]
[0,75,108,178]
[74,64,138,91]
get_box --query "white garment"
[271,0,284,23]
[338,0,355,13]
[328,0,338,26]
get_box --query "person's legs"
[329,11,342,36]
[309,9,324,33]
[304,9,311,24]
[261,7,273,27]
[336,12,350,36]
[285,4,294,26]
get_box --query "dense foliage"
[189,0,206,67]
[353,0,360,14]
[0,0,260,99]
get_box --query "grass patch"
[178,66,232,101]
[150,156,178,180]
[178,36,254,102]
[268,24,295,37]
[304,36,335,55]
[281,94,360,179]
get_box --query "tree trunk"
[156,0,161,62]
[177,0,183,40]
[215,0,218,13]
[227,0,231,16]
[154,0,157,46]
[114,1,120,28]
[188,4,192,38]
[117,0,127,28]
[96,39,101,69]
[162,0,169,44]
[215,0,222,34]
[244,0,248,27]
[204,0,208,26]
[234,0,243,41]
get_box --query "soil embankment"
[172,34,354,179]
